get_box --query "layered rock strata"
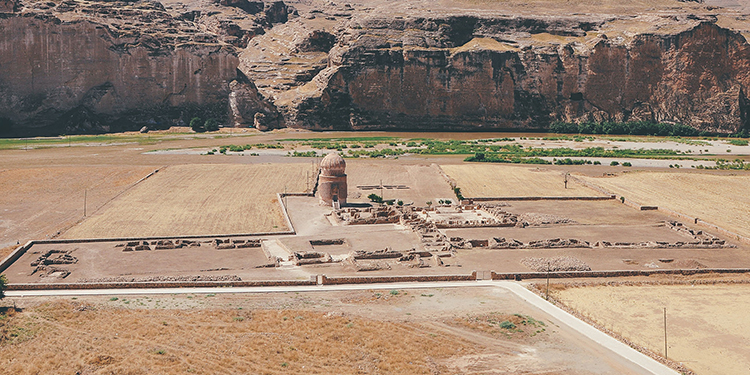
[2,0,750,135]
[272,14,750,133]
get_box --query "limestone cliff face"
[0,5,239,136]
[276,16,750,133]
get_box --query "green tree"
[190,117,205,132]
[204,118,219,132]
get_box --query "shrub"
[204,118,219,132]
[593,161,601,165]
[190,117,204,132]
[367,193,383,203]
[499,320,516,329]
[453,187,464,201]
[0,274,6,300]
[397,200,404,206]
[610,161,619,166]
[622,162,632,167]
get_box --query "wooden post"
[664,307,667,359]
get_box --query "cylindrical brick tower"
[318,152,347,207]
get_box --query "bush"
[499,320,516,329]
[368,193,383,203]
[453,187,464,201]
[610,161,619,166]
[397,200,404,206]
[622,162,632,167]
[204,118,219,132]
[190,117,204,132]
[0,274,6,300]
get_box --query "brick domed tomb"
[318,152,347,207]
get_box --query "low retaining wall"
[0,241,34,274]
[491,268,750,281]
[320,271,477,285]
[468,196,614,202]
[7,278,317,291]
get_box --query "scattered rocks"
[521,256,592,272]
[77,275,242,283]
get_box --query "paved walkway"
[6,280,678,375]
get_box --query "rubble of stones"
[665,221,734,247]
[29,249,77,278]
[309,238,345,246]
[292,251,332,265]
[521,256,592,272]
[449,237,590,249]
[334,206,401,225]
[117,238,262,251]
[30,249,78,266]
[77,274,242,283]
[347,248,456,272]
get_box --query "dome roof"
[320,152,346,175]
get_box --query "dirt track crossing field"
[580,171,750,238]
[62,164,310,238]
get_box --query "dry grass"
[554,284,750,375]
[0,166,155,246]
[580,171,750,238]
[0,302,468,374]
[62,164,311,238]
[440,164,599,197]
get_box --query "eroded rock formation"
[272,13,750,133]
[2,0,750,136]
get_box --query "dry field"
[553,283,750,375]
[345,161,456,204]
[580,171,750,238]
[0,166,155,247]
[0,287,646,374]
[62,164,310,239]
[440,164,600,198]
[0,302,468,374]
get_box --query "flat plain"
[580,171,750,238]
[440,164,600,198]
[61,163,311,239]
[345,160,456,204]
[0,166,155,247]
[553,282,750,375]
[0,287,652,374]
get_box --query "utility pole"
[380,179,384,201]
[664,307,667,359]
[546,261,551,300]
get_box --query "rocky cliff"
[1,0,750,136]
[261,9,750,134]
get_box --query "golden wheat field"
[0,302,469,375]
[554,284,750,375]
[61,163,311,238]
[440,164,599,198]
[580,171,750,238]
[0,166,156,246]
